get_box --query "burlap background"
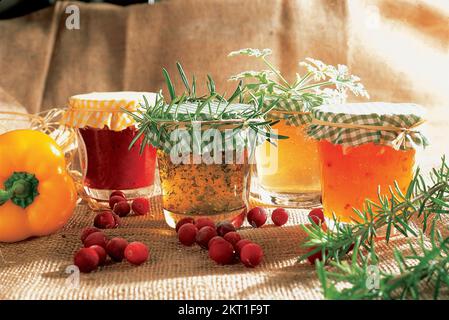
[0,0,449,300]
[0,0,448,116]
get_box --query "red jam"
[79,126,156,190]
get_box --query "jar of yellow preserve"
[251,99,321,207]
[308,102,427,223]
[229,53,369,209]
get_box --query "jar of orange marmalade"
[308,102,427,223]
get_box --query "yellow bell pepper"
[0,130,77,242]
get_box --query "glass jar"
[79,126,157,193]
[160,148,250,228]
[309,102,427,223]
[62,92,158,203]
[128,98,269,229]
[251,109,321,208]
[0,109,82,175]
[319,141,415,222]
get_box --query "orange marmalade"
[318,141,415,222]
[308,102,427,223]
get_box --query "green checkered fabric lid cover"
[265,98,312,126]
[308,102,428,150]
[145,101,263,154]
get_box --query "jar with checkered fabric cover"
[308,102,427,223]
[134,99,265,228]
[228,50,368,209]
[62,92,159,203]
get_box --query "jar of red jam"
[308,102,428,223]
[62,92,158,203]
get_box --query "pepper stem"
[0,172,39,208]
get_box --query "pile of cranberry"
[73,191,151,273]
[175,207,289,267]
[73,192,328,272]
[74,228,149,273]
[91,191,151,230]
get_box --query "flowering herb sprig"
[228,48,369,110]
[316,222,449,299]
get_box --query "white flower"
[315,88,348,104]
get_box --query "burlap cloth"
[0,200,315,300]
[0,194,447,300]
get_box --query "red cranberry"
[271,208,289,226]
[109,195,126,210]
[240,243,264,268]
[89,245,107,266]
[308,208,325,225]
[223,232,241,248]
[195,217,215,230]
[113,201,131,217]
[124,242,149,266]
[346,243,355,254]
[178,223,197,246]
[83,231,108,249]
[196,226,218,249]
[307,247,326,265]
[235,239,253,255]
[94,211,117,229]
[175,217,195,233]
[106,237,129,262]
[208,236,227,248]
[112,212,121,227]
[247,207,267,228]
[132,197,150,215]
[80,227,100,243]
[74,248,99,273]
[110,190,126,199]
[208,239,235,265]
[216,221,236,236]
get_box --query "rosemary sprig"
[316,222,449,299]
[228,48,369,109]
[300,157,449,263]
[301,157,449,299]
[124,62,288,151]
